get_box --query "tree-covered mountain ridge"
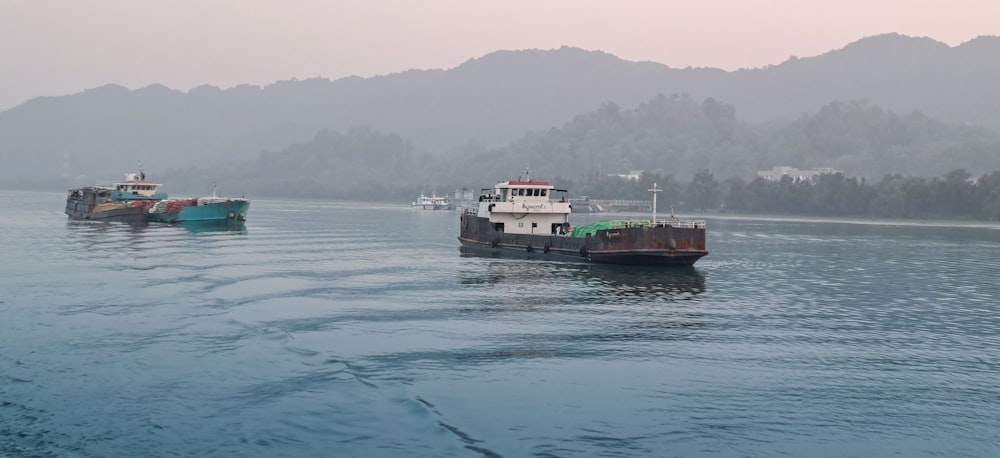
[163,93,1000,222]
[160,93,998,202]
[2,33,999,190]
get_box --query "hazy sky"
[1,0,996,111]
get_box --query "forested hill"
[453,95,1000,183]
[2,33,999,190]
[159,94,1000,200]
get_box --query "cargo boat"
[144,191,250,223]
[65,167,168,222]
[66,165,250,224]
[458,171,708,266]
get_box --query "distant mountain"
[720,34,1000,127]
[1,33,999,190]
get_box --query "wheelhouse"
[105,166,167,200]
[476,178,573,235]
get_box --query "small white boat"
[412,193,454,210]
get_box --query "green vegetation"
[564,168,1000,221]
[202,92,1000,222]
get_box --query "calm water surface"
[2,190,1000,457]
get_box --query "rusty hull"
[459,212,708,266]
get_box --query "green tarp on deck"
[571,220,624,237]
[570,220,663,237]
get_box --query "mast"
[648,182,661,223]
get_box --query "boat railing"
[606,219,706,229]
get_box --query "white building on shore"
[609,170,644,181]
[757,166,843,182]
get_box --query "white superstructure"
[475,176,572,236]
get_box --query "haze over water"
[2,191,1000,457]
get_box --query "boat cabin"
[477,177,572,235]
[108,169,167,201]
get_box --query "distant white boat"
[412,193,454,210]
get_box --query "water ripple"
[4,196,1000,456]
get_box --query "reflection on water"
[451,255,710,367]
[66,220,146,233]
[179,220,248,233]
[66,220,247,234]
[63,220,249,264]
[458,248,705,300]
[582,263,706,298]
